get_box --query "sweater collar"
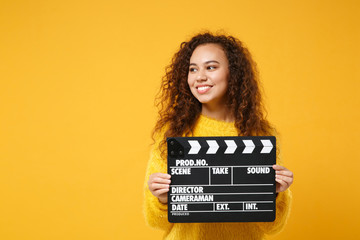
[195,114,237,136]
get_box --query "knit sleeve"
[255,134,292,235]
[143,131,174,232]
[256,188,292,235]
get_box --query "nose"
[196,69,207,81]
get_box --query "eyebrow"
[189,60,220,66]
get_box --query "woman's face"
[187,43,230,108]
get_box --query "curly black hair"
[153,31,276,157]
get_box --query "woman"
[144,32,293,240]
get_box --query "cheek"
[214,73,228,87]
[187,75,194,87]
[217,76,229,95]
[187,77,197,96]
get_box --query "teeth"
[198,86,211,91]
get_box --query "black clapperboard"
[167,136,276,223]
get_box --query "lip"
[196,85,213,94]
[196,84,213,88]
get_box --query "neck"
[201,104,234,122]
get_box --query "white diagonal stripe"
[206,140,219,154]
[242,140,255,154]
[224,140,237,154]
[260,139,273,153]
[188,140,201,154]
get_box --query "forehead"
[190,43,228,64]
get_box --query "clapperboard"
[167,136,276,223]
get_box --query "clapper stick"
[167,136,276,223]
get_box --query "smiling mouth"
[196,85,212,94]
[197,86,212,91]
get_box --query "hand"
[148,173,171,204]
[273,165,294,193]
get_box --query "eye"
[207,66,217,70]
[189,67,197,72]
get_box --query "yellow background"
[1,0,359,239]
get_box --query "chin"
[196,98,213,104]
[192,95,208,104]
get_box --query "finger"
[149,183,170,191]
[275,175,293,185]
[275,170,294,178]
[272,165,287,171]
[154,188,169,196]
[148,173,171,186]
[275,178,289,189]
[152,173,171,179]
[153,177,171,184]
